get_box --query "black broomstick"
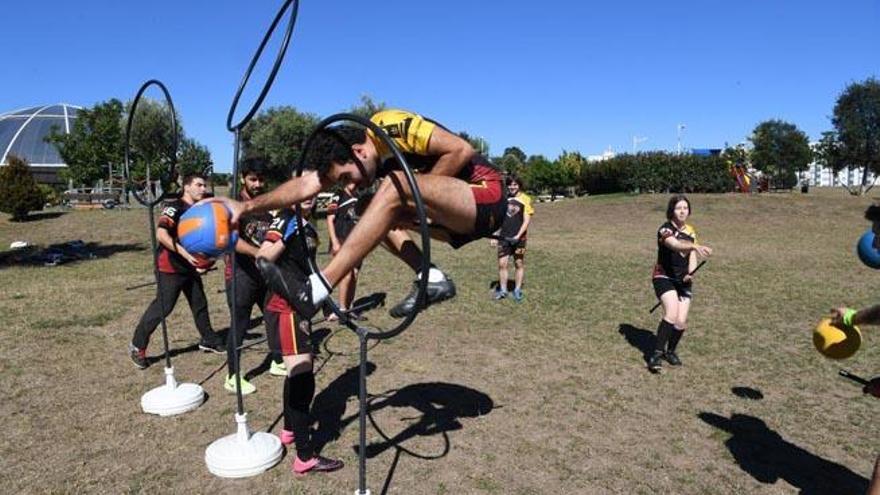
[838,369,869,386]
[649,260,707,313]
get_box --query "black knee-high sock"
[655,319,675,353]
[286,371,316,460]
[668,327,685,352]
[283,375,293,431]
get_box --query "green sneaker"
[269,360,287,377]
[224,374,256,395]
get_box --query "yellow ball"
[813,318,861,360]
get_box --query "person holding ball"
[829,203,880,495]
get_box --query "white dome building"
[0,103,82,184]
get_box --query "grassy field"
[1,188,879,494]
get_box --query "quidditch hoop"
[294,113,431,341]
[226,0,298,132]
[124,79,179,207]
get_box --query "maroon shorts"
[446,156,507,249]
[264,307,312,356]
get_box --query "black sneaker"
[129,343,148,369]
[389,277,457,319]
[198,339,226,354]
[664,350,682,366]
[647,351,663,373]
[257,257,319,319]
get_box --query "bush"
[0,155,46,221]
[579,152,733,195]
[38,184,64,207]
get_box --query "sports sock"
[286,370,316,460]
[669,327,685,352]
[655,319,675,352]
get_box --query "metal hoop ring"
[294,113,431,341]
[124,79,179,207]
[226,0,298,132]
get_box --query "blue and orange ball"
[178,200,235,259]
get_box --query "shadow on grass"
[0,241,144,269]
[146,343,201,365]
[16,211,67,222]
[732,386,764,400]
[618,323,656,363]
[699,412,868,494]
[488,280,516,292]
[310,364,494,494]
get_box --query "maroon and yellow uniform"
[369,109,507,247]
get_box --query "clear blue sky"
[2,0,878,172]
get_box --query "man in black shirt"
[223,159,277,395]
[129,173,224,369]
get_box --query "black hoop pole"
[226,0,298,132]
[357,327,369,493]
[225,0,299,417]
[124,79,179,371]
[228,130,246,416]
[293,113,431,341]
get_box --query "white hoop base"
[141,367,204,416]
[205,413,283,478]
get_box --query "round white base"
[205,413,283,478]
[141,367,204,416]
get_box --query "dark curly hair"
[306,125,367,177]
[865,204,880,222]
[240,156,268,177]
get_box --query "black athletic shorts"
[653,277,693,300]
[497,239,527,258]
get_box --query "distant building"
[690,148,722,156]
[0,104,81,185]
[587,147,616,162]
[801,142,875,187]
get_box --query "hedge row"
[579,152,735,195]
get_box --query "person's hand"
[695,245,713,258]
[863,377,880,398]
[331,242,341,256]
[178,248,198,267]
[682,274,693,283]
[209,197,246,227]
[489,239,497,247]
[829,306,850,328]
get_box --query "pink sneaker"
[280,429,294,446]
[292,455,344,476]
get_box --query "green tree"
[503,146,527,164]
[124,98,181,187]
[749,119,812,189]
[349,94,387,119]
[818,78,880,195]
[178,138,213,178]
[0,155,45,221]
[523,154,571,194]
[458,132,490,156]
[240,106,320,181]
[556,150,586,187]
[47,99,125,187]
